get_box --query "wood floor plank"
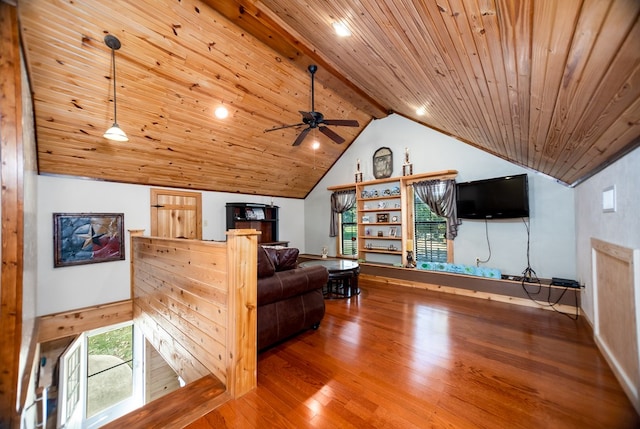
[187,279,640,428]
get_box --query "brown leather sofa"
[257,246,328,350]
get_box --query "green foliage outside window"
[414,194,447,262]
[341,207,357,256]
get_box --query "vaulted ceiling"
[18,0,640,199]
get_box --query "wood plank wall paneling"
[0,3,24,426]
[592,238,640,414]
[133,237,229,384]
[131,230,258,398]
[145,339,181,403]
[38,300,134,343]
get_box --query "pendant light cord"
[111,47,118,124]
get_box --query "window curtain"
[330,189,357,237]
[413,179,461,239]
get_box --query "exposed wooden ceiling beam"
[203,0,389,119]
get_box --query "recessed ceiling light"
[416,106,427,116]
[312,141,320,150]
[214,105,229,119]
[332,22,351,37]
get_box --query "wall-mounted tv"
[456,174,529,219]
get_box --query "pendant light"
[103,34,128,141]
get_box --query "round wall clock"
[373,147,393,179]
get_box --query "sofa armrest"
[257,265,328,306]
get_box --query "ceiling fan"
[265,64,360,146]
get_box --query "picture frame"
[53,213,125,268]
[245,208,257,219]
[389,227,397,237]
[252,207,265,220]
[373,147,393,179]
[376,213,389,223]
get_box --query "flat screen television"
[456,174,529,219]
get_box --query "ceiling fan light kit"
[265,65,359,146]
[103,34,128,142]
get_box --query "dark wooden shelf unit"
[225,203,279,244]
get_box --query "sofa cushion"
[257,245,275,278]
[263,247,299,271]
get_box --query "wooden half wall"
[130,229,258,398]
[592,238,640,415]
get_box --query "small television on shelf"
[456,174,529,219]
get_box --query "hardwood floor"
[188,278,639,429]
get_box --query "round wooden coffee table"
[299,259,360,299]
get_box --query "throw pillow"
[276,248,299,271]
[257,245,275,278]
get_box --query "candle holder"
[405,250,415,268]
[355,171,363,183]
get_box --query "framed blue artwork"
[53,213,125,267]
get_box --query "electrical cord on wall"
[520,217,539,285]
[547,284,579,320]
[519,217,579,320]
[476,218,492,266]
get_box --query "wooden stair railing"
[101,374,228,428]
[129,229,259,403]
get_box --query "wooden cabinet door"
[150,189,202,239]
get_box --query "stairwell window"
[58,321,144,428]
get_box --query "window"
[413,193,447,262]
[86,324,134,418]
[339,206,358,257]
[58,321,143,428]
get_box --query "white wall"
[37,175,304,315]
[575,146,640,324]
[306,114,576,279]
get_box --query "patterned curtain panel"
[413,179,461,239]
[330,189,356,237]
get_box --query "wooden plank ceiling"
[18,0,640,198]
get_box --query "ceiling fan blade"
[319,126,345,144]
[322,119,360,127]
[265,122,305,132]
[292,127,311,146]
